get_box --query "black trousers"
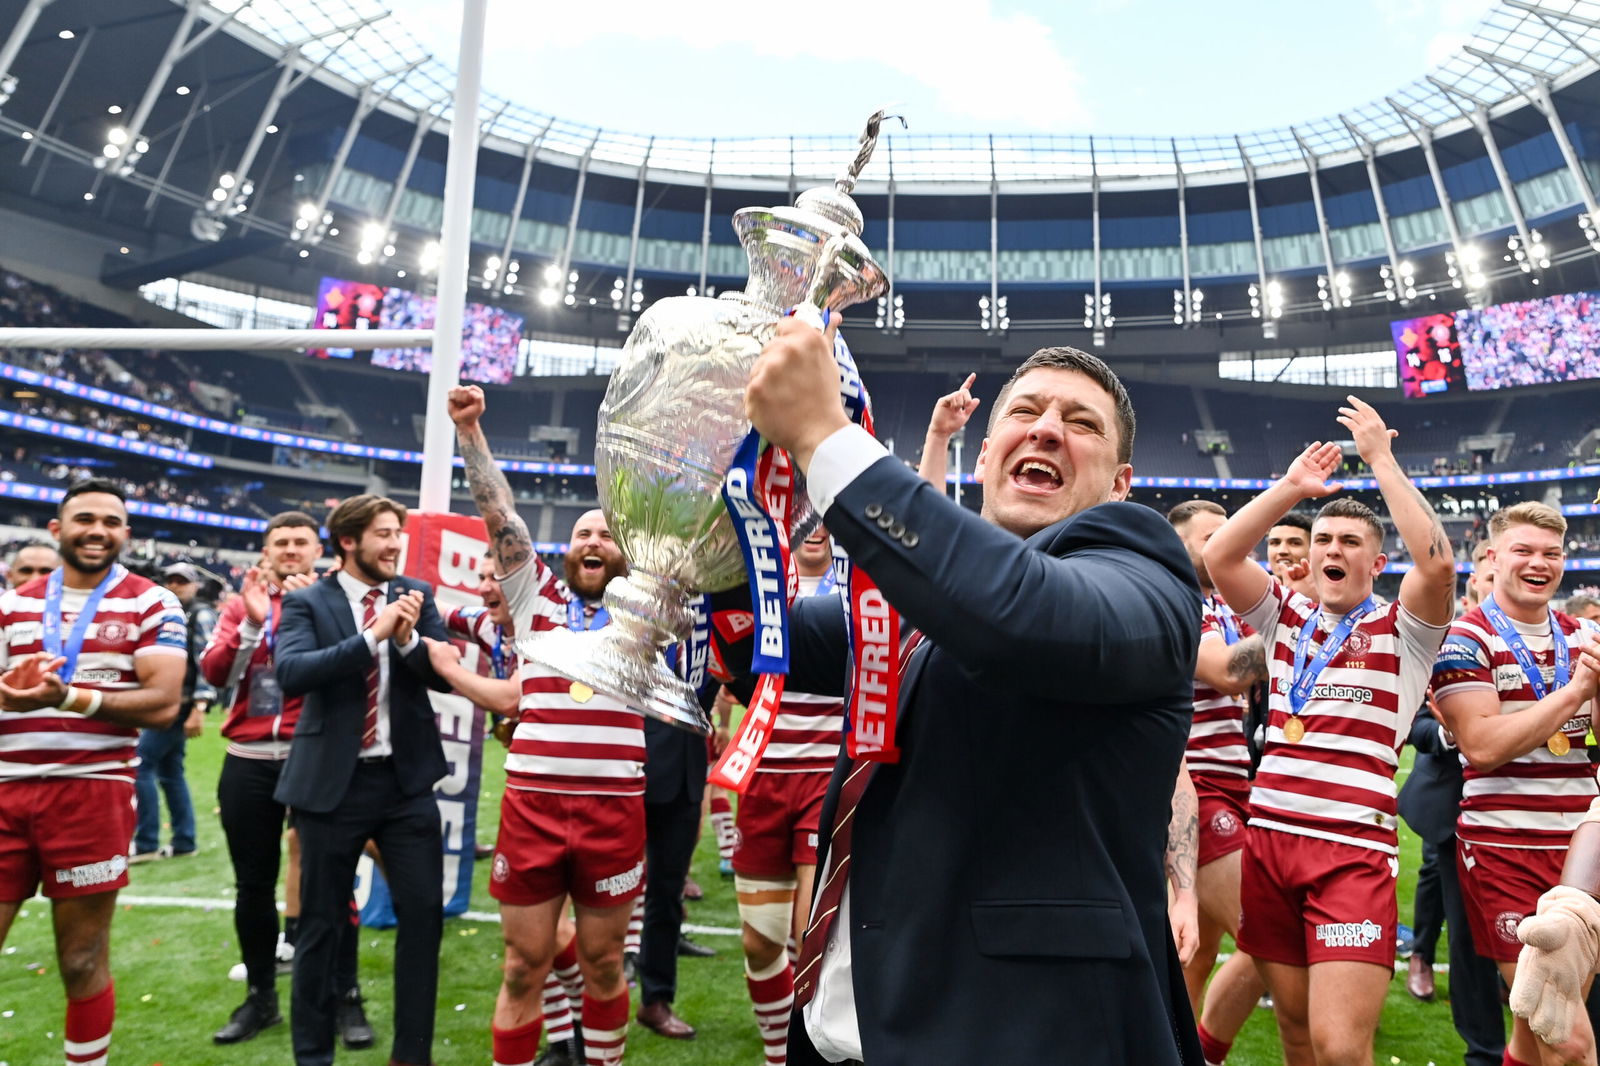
[291,761,442,1066]
[638,796,701,1007]
[1411,837,1444,965]
[1439,836,1506,1066]
[218,754,359,995]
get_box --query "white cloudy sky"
[377,0,1497,138]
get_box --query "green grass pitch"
[0,736,1480,1064]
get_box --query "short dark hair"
[1167,499,1225,528]
[325,495,406,559]
[987,346,1136,465]
[1270,513,1313,535]
[265,510,320,538]
[60,478,126,510]
[1314,498,1385,550]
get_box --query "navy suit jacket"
[273,572,450,813]
[1397,706,1464,847]
[719,456,1203,1066]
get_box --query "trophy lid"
[792,109,904,236]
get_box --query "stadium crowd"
[12,312,1600,1066]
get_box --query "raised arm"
[1338,395,1455,627]
[448,384,533,576]
[1204,441,1344,615]
[917,373,979,490]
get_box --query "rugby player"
[1434,502,1600,1066]
[0,479,187,1066]
[449,385,641,1066]
[1203,397,1456,1066]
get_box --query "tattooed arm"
[1167,763,1200,966]
[447,385,533,576]
[1194,632,1267,696]
[1338,395,1455,627]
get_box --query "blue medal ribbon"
[42,564,124,684]
[1481,594,1568,700]
[491,628,508,681]
[1211,597,1241,647]
[567,600,609,633]
[1290,597,1376,717]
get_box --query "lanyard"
[1290,597,1376,716]
[567,599,609,633]
[42,564,123,683]
[813,565,837,598]
[491,627,508,680]
[1481,595,1568,700]
[1210,597,1240,646]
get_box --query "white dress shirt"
[336,569,419,757]
[799,423,888,1062]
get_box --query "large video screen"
[308,277,523,385]
[1395,290,1600,398]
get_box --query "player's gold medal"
[569,682,594,703]
[1548,732,1572,756]
[1283,717,1306,743]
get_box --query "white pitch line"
[114,894,741,937]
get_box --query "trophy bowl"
[516,113,894,733]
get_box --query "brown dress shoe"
[636,1000,696,1040]
[1406,953,1436,1001]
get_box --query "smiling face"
[478,550,512,629]
[49,492,130,584]
[342,510,403,585]
[794,526,832,577]
[1488,522,1564,622]
[973,367,1133,538]
[1309,516,1386,614]
[263,523,320,583]
[563,509,626,600]
[1267,523,1310,570]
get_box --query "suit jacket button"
[876,513,895,530]
[888,522,906,538]
[901,531,919,548]
[864,503,883,519]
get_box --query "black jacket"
[272,573,450,813]
[717,456,1203,1066]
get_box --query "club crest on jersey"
[1343,629,1371,657]
[1495,910,1525,944]
[1210,810,1241,837]
[100,621,132,643]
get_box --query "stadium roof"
[219,0,1600,182]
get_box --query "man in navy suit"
[723,318,1203,1065]
[274,494,451,1066]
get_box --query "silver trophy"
[516,111,896,734]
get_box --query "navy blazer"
[273,573,451,813]
[719,456,1203,1066]
[1397,706,1464,847]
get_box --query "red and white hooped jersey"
[500,557,645,796]
[1432,606,1600,849]
[0,566,186,782]
[759,571,844,774]
[446,605,502,677]
[1185,596,1253,779]
[1241,577,1448,855]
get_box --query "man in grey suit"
[275,494,450,1066]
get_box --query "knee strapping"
[735,875,797,946]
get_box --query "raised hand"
[0,653,69,712]
[1283,441,1345,501]
[241,567,272,625]
[391,590,425,646]
[746,313,850,468]
[1337,394,1399,465]
[423,636,462,674]
[448,384,486,427]
[928,373,981,440]
[281,571,317,593]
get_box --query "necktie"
[793,628,925,1007]
[360,587,381,749]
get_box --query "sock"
[492,1016,543,1066]
[1503,1051,1536,1066]
[550,938,583,1039]
[65,980,114,1066]
[746,955,793,1066]
[624,893,644,956]
[710,795,735,862]
[1197,1020,1231,1066]
[283,915,300,947]
[541,971,574,1046]
[581,991,628,1066]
